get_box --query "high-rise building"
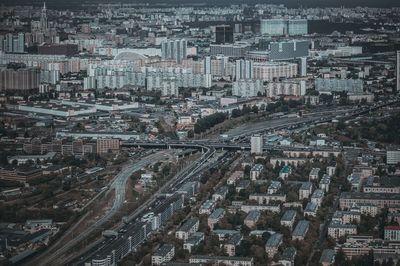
[210,43,249,57]
[96,139,120,154]
[17,33,25,53]
[160,77,178,96]
[260,19,287,36]
[38,43,78,56]
[0,33,25,53]
[40,2,48,32]
[288,19,308,35]
[204,56,211,75]
[265,80,306,98]
[269,40,309,61]
[215,25,234,44]
[397,50,400,92]
[235,59,253,80]
[387,150,400,165]
[252,62,298,81]
[251,134,263,155]
[232,79,263,97]
[161,39,187,64]
[299,57,307,77]
[0,67,41,91]
[315,78,363,93]
[260,19,307,36]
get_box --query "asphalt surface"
[35,151,173,266]
[66,146,218,265]
[40,100,400,265]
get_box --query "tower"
[161,39,187,64]
[215,25,233,44]
[40,2,48,32]
[251,134,263,155]
[397,50,400,93]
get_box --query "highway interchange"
[33,151,175,266]
[66,146,219,266]
[38,99,400,266]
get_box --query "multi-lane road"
[66,146,216,265]
[31,151,174,266]
[38,100,400,265]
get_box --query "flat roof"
[177,217,199,232]
[340,192,400,200]
[266,233,283,247]
[209,208,225,219]
[281,210,297,222]
[154,244,175,257]
[320,249,335,264]
[292,220,310,237]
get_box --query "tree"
[194,112,227,134]
[232,109,242,118]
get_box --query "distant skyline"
[2,0,400,8]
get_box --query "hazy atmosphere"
[0,0,400,265]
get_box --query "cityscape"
[0,1,400,266]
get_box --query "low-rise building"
[235,180,251,193]
[279,165,292,180]
[224,233,242,257]
[212,186,229,201]
[183,232,204,253]
[327,221,357,239]
[320,249,335,266]
[96,138,120,154]
[7,152,57,165]
[0,167,43,182]
[309,168,320,181]
[319,174,331,193]
[152,244,175,265]
[279,247,297,266]
[332,210,361,224]
[384,226,400,241]
[175,218,199,241]
[304,202,318,217]
[299,182,313,200]
[292,220,310,241]
[227,171,244,185]
[249,193,287,204]
[212,230,239,241]
[250,164,264,181]
[24,219,54,233]
[189,255,253,266]
[326,165,336,177]
[388,212,400,224]
[339,192,400,210]
[241,204,281,213]
[311,189,324,207]
[280,210,297,229]
[244,210,260,229]
[208,208,225,229]
[265,233,283,258]
[199,200,216,215]
[267,181,281,195]
[354,203,378,217]
[363,176,400,194]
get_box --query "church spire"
[40,2,48,31]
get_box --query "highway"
[34,151,173,266]
[66,145,217,265]
[47,100,400,265]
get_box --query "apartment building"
[265,233,283,258]
[152,244,175,265]
[175,217,199,241]
[292,220,310,241]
